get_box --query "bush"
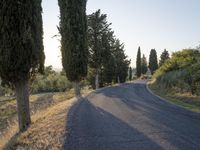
[30,71,72,93]
[0,66,74,95]
[153,49,200,95]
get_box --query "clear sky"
[42,0,200,69]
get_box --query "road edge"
[146,81,200,119]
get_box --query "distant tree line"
[135,47,170,77]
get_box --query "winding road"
[63,80,200,150]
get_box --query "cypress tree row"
[58,0,88,96]
[0,0,45,132]
[88,10,130,87]
[149,49,158,75]
[159,49,170,66]
[141,54,148,74]
[136,47,141,77]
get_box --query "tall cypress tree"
[159,49,170,66]
[136,47,141,77]
[0,0,44,132]
[141,54,148,74]
[149,49,158,75]
[58,0,88,96]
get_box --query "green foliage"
[86,67,96,89]
[58,0,88,82]
[136,47,141,77]
[0,66,74,95]
[0,0,45,85]
[88,9,112,70]
[113,40,130,83]
[86,37,130,87]
[30,72,72,94]
[101,54,115,85]
[154,49,200,95]
[101,32,116,85]
[88,9,113,88]
[30,66,72,93]
[141,54,148,74]
[149,49,158,75]
[87,10,130,87]
[159,49,170,67]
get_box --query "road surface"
[63,81,200,150]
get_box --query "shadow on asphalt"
[62,97,164,149]
[93,83,200,149]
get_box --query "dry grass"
[7,98,77,150]
[0,92,73,135]
[149,81,200,112]
[0,87,91,150]
[0,95,41,133]
[0,122,18,150]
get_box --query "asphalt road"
[63,80,200,150]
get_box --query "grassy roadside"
[148,81,200,113]
[0,88,92,150]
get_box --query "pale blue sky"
[42,0,200,69]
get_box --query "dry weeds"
[3,97,77,150]
[0,88,91,150]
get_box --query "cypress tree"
[58,0,88,96]
[0,0,44,131]
[129,67,133,81]
[149,49,158,75]
[113,39,130,83]
[102,55,115,85]
[159,49,170,66]
[136,47,141,77]
[141,54,148,74]
[88,10,111,89]
[101,32,115,85]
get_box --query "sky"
[42,0,200,69]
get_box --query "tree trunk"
[15,79,31,132]
[73,81,81,97]
[190,84,196,95]
[95,69,99,89]
[118,76,120,84]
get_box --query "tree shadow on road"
[62,96,165,150]
[93,83,200,150]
